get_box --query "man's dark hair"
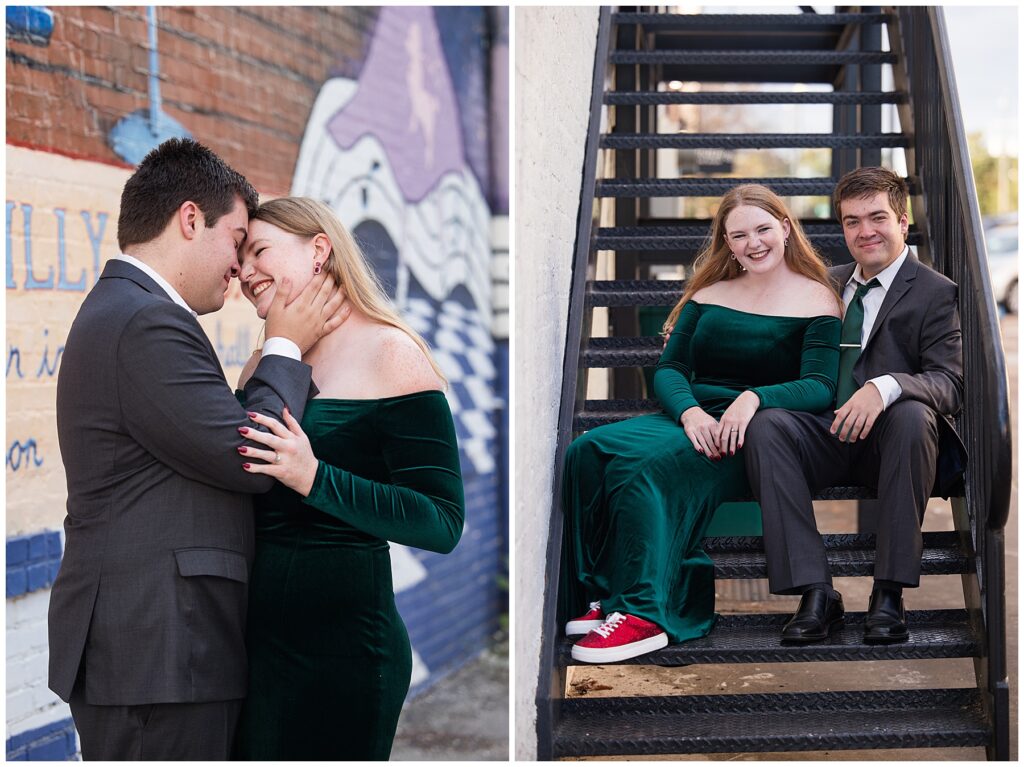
[833,166,909,222]
[117,138,259,251]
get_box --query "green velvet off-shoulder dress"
[561,302,840,643]
[233,390,464,761]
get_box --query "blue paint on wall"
[7,530,61,598]
[433,6,491,200]
[6,717,77,760]
[5,6,53,47]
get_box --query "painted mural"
[7,5,506,759]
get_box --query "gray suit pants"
[745,400,939,595]
[69,671,242,760]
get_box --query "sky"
[944,6,1018,156]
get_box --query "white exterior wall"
[6,590,75,744]
[513,6,601,760]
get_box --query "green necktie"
[836,278,881,406]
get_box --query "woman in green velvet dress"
[230,197,464,760]
[563,184,842,664]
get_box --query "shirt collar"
[847,244,910,292]
[114,254,197,317]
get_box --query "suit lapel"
[864,255,918,350]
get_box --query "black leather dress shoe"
[781,587,845,644]
[864,588,909,644]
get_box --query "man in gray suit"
[745,167,966,646]
[49,138,345,759]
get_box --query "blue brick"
[7,568,28,598]
[7,537,29,566]
[27,562,49,592]
[7,718,76,762]
[28,534,46,560]
[46,532,62,558]
[26,735,66,761]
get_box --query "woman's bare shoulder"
[793,277,841,318]
[372,325,445,397]
[689,282,724,304]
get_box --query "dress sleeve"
[652,301,702,423]
[750,316,841,412]
[301,393,465,554]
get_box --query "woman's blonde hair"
[662,184,840,334]
[253,197,447,385]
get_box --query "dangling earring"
[313,261,322,275]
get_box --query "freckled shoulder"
[372,325,445,397]
[801,278,843,318]
[689,282,723,304]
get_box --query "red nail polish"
[242,463,251,469]
[237,446,247,453]
[238,427,249,435]
[247,412,257,419]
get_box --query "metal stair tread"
[600,133,910,150]
[557,609,978,666]
[604,91,907,106]
[598,223,922,237]
[553,688,988,756]
[596,177,924,198]
[709,531,968,578]
[610,50,897,65]
[612,12,892,28]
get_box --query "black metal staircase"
[538,6,1011,760]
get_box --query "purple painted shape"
[327,7,465,203]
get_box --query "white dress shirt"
[841,245,909,408]
[114,254,300,361]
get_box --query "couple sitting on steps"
[561,166,965,663]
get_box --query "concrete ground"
[566,314,1017,761]
[390,634,509,760]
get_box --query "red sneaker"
[565,601,604,636]
[571,612,668,663]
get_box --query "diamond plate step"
[595,227,923,252]
[583,336,663,368]
[596,177,833,198]
[708,531,968,579]
[557,609,978,666]
[604,90,907,106]
[553,688,988,757]
[585,280,686,307]
[610,50,897,67]
[600,133,909,150]
[612,12,892,29]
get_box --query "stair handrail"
[535,7,613,759]
[890,6,1011,759]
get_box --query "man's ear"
[178,201,201,240]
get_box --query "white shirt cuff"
[868,375,902,409]
[261,337,301,361]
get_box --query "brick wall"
[7,6,507,759]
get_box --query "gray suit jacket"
[49,259,315,705]
[830,253,967,495]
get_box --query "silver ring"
[730,428,738,432]
[275,453,282,464]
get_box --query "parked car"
[985,217,1018,315]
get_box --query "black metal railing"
[892,6,1011,760]
[535,8,612,760]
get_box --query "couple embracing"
[562,167,965,662]
[47,139,465,760]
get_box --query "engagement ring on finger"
[275,453,282,463]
